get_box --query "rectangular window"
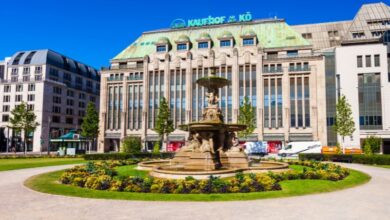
[27,104,34,111]
[357,56,363,68]
[28,84,35,91]
[220,40,231,47]
[358,73,382,129]
[15,95,23,102]
[177,44,187,51]
[35,66,42,74]
[2,115,9,122]
[16,84,23,92]
[53,96,61,104]
[374,54,380,67]
[79,93,86,100]
[4,85,11,92]
[66,108,73,115]
[66,117,73,124]
[11,68,18,75]
[352,32,365,39]
[66,99,74,106]
[23,67,30,75]
[79,102,85,108]
[3,105,9,112]
[53,87,62,94]
[52,116,61,123]
[3,95,10,102]
[287,50,298,57]
[156,45,167,52]
[52,106,61,113]
[366,55,371,67]
[198,42,209,49]
[67,90,74,97]
[243,38,254,45]
[302,33,312,39]
[27,94,35,101]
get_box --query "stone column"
[186,52,192,124]
[282,65,290,142]
[232,49,239,123]
[256,51,264,140]
[142,56,149,151]
[98,76,108,152]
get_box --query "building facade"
[99,18,328,152]
[99,2,390,153]
[0,50,100,152]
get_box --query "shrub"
[363,136,381,154]
[363,141,372,155]
[60,160,350,194]
[121,136,142,154]
[83,153,175,160]
[299,153,390,165]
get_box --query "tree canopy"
[238,96,256,138]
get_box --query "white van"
[244,141,268,156]
[278,141,322,157]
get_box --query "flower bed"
[59,160,349,194]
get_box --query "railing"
[108,76,124,81]
[127,76,143,81]
[288,66,311,72]
[263,68,283,73]
[265,52,322,60]
[0,77,43,83]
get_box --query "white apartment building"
[0,49,100,152]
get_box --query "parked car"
[244,141,268,156]
[278,141,322,157]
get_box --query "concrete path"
[0,163,389,220]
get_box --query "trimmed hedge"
[83,152,175,161]
[0,155,82,159]
[299,153,390,165]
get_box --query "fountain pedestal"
[220,151,249,169]
[184,152,216,171]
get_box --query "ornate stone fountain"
[140,68,289,179]
[172,68,249,171]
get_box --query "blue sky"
[0,0,385,68]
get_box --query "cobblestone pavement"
[0,163,389,220]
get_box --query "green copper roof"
[219,31,233,38]
[177,34,190,42]
[156,37,170,44]
[114,21,311,60]
[199,33,211,40]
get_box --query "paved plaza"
[0,163,389,220]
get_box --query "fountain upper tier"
[196,76,230,90]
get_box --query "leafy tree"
[9,102,39,154]
[153,142,161,155]
[363,136,382,154]
[153,97,174,150]
[121,136,142,154]
[363,141,372,155]
[81,102,99,153]
[333,95,355,153]
[238,96,256,138]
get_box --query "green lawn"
[372,165,390,169]
[24,165,371,202]
[0,158,85,171]
[115,165,149,178]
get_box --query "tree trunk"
[24,131,27,155]
[342,136,345,154]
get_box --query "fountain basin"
[137,160,290,179]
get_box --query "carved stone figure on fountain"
[199,132,214,153]
[181,132,201,152]
[228,132,241,152]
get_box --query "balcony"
[263,68,283,74]
[264,52,322,61]
[288,66,311,72]
[108,76,124,81]
[127,76,143,81]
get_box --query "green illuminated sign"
[171,12,253,29]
